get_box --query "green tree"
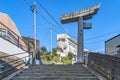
[52,48,57,56]
[41,46,47,54]
[68,52,75,60]
[47,54,52,61]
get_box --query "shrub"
[61,57,72,64]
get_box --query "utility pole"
[50,24,52,55]
[31,1,37,65]
[34,2,37,65]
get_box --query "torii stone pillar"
[60,3,100,63]
[77,17,84,63]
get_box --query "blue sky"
[0,0,120,53]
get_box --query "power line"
[37,11,51,24]
[37,11,61,34]
[36,0,65,33]
[24,0,119,42]
[68,31,119,41]
[24,0,67,35]
[85,31,119,41]
[67,30,120,43]
[24,0,32,6]
[24,0,61,34]
[28,0,33,4]
[85,39,105,44]
[24,0,78,41]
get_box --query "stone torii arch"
[60,3,100,63]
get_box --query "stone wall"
[88,52,120,80]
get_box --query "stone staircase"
[12,64,100,80]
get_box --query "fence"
[0,22,28,51]
[88,52,120,80]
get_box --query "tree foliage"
[61,57,71,64]
[52,48,57,56]
[40,46,47,54]
[68,52,75,59]
[40,47,74,64]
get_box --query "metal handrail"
[0,52,31,79]
[0,56,28,66]
[0,52,27,58]
[0,61,25,75]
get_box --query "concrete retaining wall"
[0,37,28,59]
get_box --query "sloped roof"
[0,12,21,37]
[105,34,120,43]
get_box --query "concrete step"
[13,76,98,80]
[26,68,86,71]
[17,72,94,77]
[30,66,84,69]
[25,66,87,71]
[22,70,88,73]
[19,71,91,74]
[27,65,84,67]
[12,64,99,80]
[30,65,83,67]
[30,65,83,69]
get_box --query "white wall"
[0,37,29,59]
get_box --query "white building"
[57,34,77,58]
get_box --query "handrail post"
[0,65,4,71]
[18,37,20,48]
[28,53,30,65]
[112,57,115,80]
[32,52,34,65]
